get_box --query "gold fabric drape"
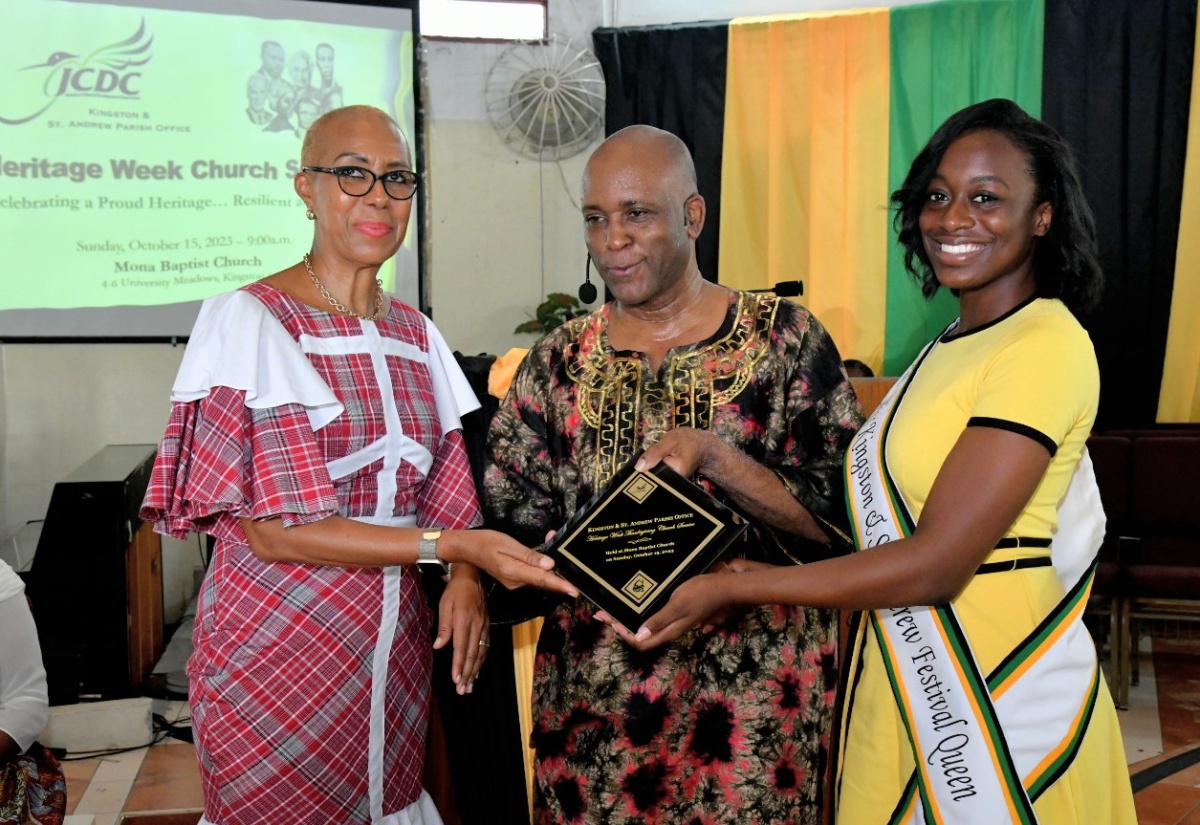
[719,10,891,373]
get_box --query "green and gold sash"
[839,337,1104,824]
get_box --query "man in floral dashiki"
[484,125,863,824]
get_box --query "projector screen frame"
[0,0,426,344]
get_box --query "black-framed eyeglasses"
[302,165,420,201]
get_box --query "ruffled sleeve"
[172,290,344,430]
[141,291,342,541]
[422,314,481,433]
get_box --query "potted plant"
[514,292,590,336]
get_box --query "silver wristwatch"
[416,528,448,574]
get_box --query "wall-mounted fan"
[484,36,605,161]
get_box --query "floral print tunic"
[484,290,863,824]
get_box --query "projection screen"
[0,0,419,338]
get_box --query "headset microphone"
[579,254,598,304]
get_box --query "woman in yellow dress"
[610,98,1138,823]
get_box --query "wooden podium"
[30,445,164,704]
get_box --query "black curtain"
[1043,0,1197,428]
[593,22,730,283]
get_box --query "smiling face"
[919,129,1051,310]
[295,107,413,271]
[581,129,703,308]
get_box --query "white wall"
[423,119,594,353]
[0,343,195,622]
[420,0,606,355]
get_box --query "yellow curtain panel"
[720,10,892,373]
[1157,18,1200,423]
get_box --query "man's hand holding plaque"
[541,456,747,631]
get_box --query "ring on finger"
[478,639,490,647]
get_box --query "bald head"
[300,105,408,167]
[580,125,706,307]
[584,125,698,199]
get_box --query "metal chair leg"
[1116,597,1130,708]
[1130,616,1141,687]
[1104,599,1123,709]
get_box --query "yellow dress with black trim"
[836,298,1136,823]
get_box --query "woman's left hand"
[433,564,489,694]
[604,571,732,650]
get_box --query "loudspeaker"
[30,445,163,703]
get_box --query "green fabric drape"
[883,0,1045,374]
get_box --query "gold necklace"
[302,253,386,321]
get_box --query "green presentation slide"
[0,0,417,314]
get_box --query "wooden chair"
[1083,435,1133,706]
[1120,436,1200,703]
[848,376,896,417]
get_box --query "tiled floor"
[1129,634,1200,824]
[58,630,1200,824]
[60,700,203,825]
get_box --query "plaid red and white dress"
[141,282,481,825]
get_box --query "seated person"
[0,560,65,824]
[843,358,875,378]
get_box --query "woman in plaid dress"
[141,106,574,825]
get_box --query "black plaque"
[544,459,747,630]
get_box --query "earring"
[306,207,316,220]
